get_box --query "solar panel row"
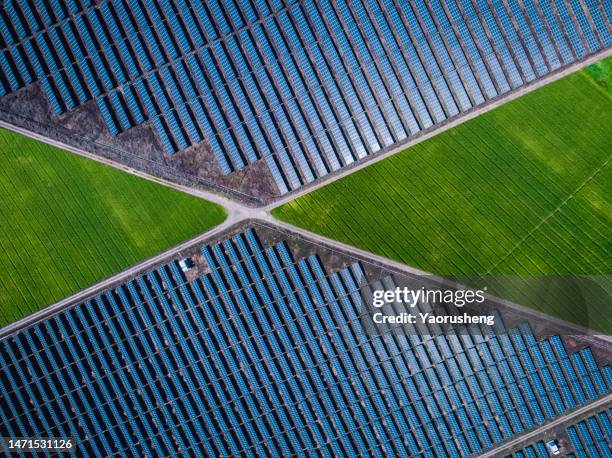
[0,0,610,194]
[1,227,611,456]
[566,409,612,458]
[505,440,550,458]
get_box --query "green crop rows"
[0,129,226,326]
[274,61,612,333]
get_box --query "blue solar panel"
[510,440,551,457]
[3,226,610,454]
[567,410,612,458]
[3,0,605,193]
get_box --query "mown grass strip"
[0,129,226,326]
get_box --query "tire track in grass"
[460,126,596,273]
[372,153,487,273]
[497,184,611,275]
[515,189,610,272]
[341,163,474,274]
[486,153,611,275]
[410,132,552,269]
[369,179,447,270]
[358,165,445,267]
[274,66,611,286]
[425,136,527,257]
[386,141,533,273]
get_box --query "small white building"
[179,258,194,272]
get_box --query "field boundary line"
[485,153,611,275]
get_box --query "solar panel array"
[566,409,612,458]
[0,1,610,194]
[1,227,612,456]
[504,440,550,458]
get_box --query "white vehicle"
[546,439,560,455]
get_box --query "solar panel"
[0,0,608,194]
[1,227,611,455]
[566,411,612,457]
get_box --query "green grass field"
[274,61,612,332]
[0,129,226,326]
[585,56,612,92]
